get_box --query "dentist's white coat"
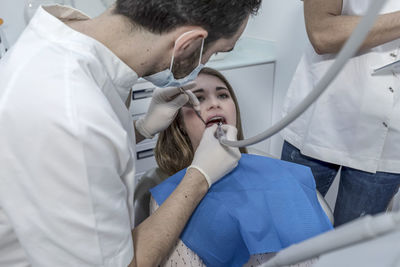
[0,6,137,266]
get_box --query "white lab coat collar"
[30,5,138,102]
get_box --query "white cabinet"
[129,79,158,184]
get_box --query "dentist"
[0,1,261,266]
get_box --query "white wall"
[0,0,110,46]
[243,0,308,157]
[0,0,27,46]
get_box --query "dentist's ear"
[173,28,208,61]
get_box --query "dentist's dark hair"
[114,0,262,44]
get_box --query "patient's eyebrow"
[192,88,205,94]
[192,87,228,94]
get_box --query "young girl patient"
[149,68,332,267]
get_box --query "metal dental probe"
[194,108,207,126]
[216,122,226,140]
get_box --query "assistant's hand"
[135,82,198,139]
[188,124,241,187]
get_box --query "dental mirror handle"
[179,86,207,126]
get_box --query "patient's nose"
[206,96,221,110]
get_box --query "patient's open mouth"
[206,116,226,128]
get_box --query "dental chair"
[134,167,169,226]
[134,148,334,226]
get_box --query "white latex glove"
[135,82,198,139]
[188,124,241,187]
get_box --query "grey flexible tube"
[261,210,400,267]
[220,0,388,148]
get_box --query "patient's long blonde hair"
[155,67,247,176]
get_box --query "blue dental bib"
[150,154,333,267]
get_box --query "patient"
[148,68,332,266]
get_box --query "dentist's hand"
[135,82,198,139]
[188,124,241,187]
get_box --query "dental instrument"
[179,87,207,126]
[193,107,206,126]
[216,122,226,140]
[219,0,388,148]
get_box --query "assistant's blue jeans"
[281,141,400,227]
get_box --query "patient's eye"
[218,92,230,100]
[196,94,205,102]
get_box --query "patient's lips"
[206,115,226,128]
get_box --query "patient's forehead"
[191,73,227,92]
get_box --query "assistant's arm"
[304,0,400,54]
